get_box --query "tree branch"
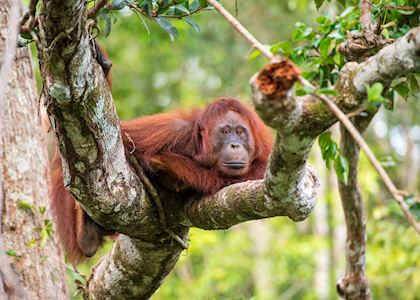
[184,170,318,229]
[87,0,108,18]
[336,116,374,300]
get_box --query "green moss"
[305,100,330,120]
[86,86,103,106]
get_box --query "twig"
[128,155,188,249]
[87,0,109,18]
[346,107,365,118]
[206,0,420,234]
[384,4,420,11]
[381,21,396,29]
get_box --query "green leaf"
[340,6,355,17]
[27,240,37,247]
[333,52,343,66]
[302,71,318,81]
[270,41,292,55]
[292,28,303,41]
[189,0,200,11]
[154,17,178,41]
[316,15,327,24]
[383,97,395,111]
[367,82,387,104]
[18,201,33,211]
[174,4,190,15]
[314,0,325,9]
[134,11,150,35]
[393,81,409,100]
[302,26,313,37]
[44,219,53,232]
[198,0,209,7]
[163,6,176,15]
[319,38,332,58]
[404,195,420,220]
[318,88,338,95]
[407,74,419,94]
[20,32,32,40]
[325,142,338,167]
[40,228,49,247]
[184,17,200,32]
[334,154,349,185]
[318,131,339,168]
[296,83,315,96]
[318,132,331,151]
[381,28,390,39]
[398,9,415,15]
[6,250,17,257]
[248,49,261,61]
[337,0,346,7]
[319,68,324,87]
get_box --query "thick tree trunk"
[0,1,69,298]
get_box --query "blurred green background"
[36,0,419,299]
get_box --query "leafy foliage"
[5,250,17,257]
[319,131,350,184]
[404,195,420,220]
[97,0,212,40]
[269,7,359,88]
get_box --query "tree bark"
[0,1,68,299]
[336,116,374,300]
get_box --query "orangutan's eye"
[220,127,230,135]
[236,126,247,137]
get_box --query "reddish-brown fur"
[50,98,273,263]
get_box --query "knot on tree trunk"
[337,29,393,62]
[336,275,371,300]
